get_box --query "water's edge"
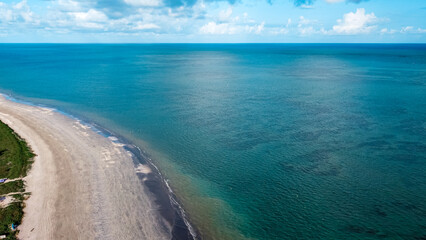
[1,93,199,240]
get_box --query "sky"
[0,0,425,43]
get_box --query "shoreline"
[0,94,197,240]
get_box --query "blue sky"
[0,0,425,42]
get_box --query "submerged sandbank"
[0,95,188,239]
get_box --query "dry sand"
[0,95,171,240]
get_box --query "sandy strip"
[0,96,171,240]
[0,196,14,208]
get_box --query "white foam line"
[134,146,198,240]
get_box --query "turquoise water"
[0,44,425,239]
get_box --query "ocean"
[0,44,425,239]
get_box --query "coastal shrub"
[0,120,34,240]
[0,181,24,195]
[0,121,35,179]
[0,202,23,239]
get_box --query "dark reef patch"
[290,130,321,142]
[342,225,387,238]
[373,205,388,217]
[280,148,342,177]
[357,140,393,150]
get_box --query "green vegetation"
[0,181,25,195]
[0,120,35,239]
[0,202,24,240]
[0,121,35,179]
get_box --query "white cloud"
[199,21,235,34]
[124,0,162,7]
[299,4,314,9]
[38,0,208,34]
[56,0,84,12]
[199,18,265,35]
[246,21,264,34]
[270,27,289,35]
[332,8,378,34]
[325,0,344,3]
[286,18,292,27]
[400,26,426,34]
[0,0,39,25]
[69,9,108,23]
[14,0,36,23]
[269,19,291,35]
[44,8,110,30]
[14,0,27,10]
[299,26,315,35]
[325,0,369,3]
[218,7,232,22]
[417,28,426,33]
[400,26,413,33]
[0,4,14,22]
[133,22,160,30]
[380,28,397,35]
[294,16,325,35]
[298,16,318,27]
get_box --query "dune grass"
[0,181,25,195]
[0,121,35,179]
[0,120,35,239]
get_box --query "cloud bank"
[0,0,424,42]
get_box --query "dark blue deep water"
[0,44,425,239]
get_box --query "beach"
[0,95,171,239]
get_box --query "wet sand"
[0,95,172,239]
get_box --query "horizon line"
[1,42,426,44]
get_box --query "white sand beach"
[0,95,171,239]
